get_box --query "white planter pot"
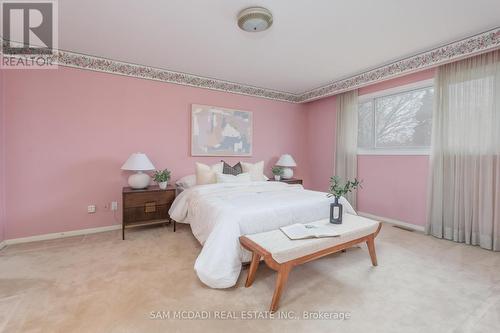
[158,181,168,190]
[274,175,281,181]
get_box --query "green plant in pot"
[328,176,361,224]
[153,169,171,190]
[272,166,284,181]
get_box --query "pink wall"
[1,64,437,240]
[356,155,429,226]
[306,95,336,192]
[3,66,307,239]
[305,69,435,227]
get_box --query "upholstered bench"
[239,214,381,312]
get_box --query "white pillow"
[241,161,267,181]
[196,162,223,185]
[176,174,196,189]
[216,172,252,184]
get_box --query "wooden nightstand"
[122,185,176,240]
[268,178,303,185]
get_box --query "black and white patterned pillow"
[222,161,243,175]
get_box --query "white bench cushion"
[246,214,379,263]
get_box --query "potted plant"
[328,176,361,224]
[152,169,171,190]
[272,166,284,181]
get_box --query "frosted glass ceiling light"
[237,7,273,32]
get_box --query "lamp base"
[128,171,151,189]
[281,167,294,179]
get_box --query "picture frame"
[191,104,253,156]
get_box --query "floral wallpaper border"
[53,51,301,102]
[2,27,499,103]
[297,27,500,102]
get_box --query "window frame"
[357,79,434,156]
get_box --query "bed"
[168,181,355,288]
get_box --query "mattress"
[169,181,355,288]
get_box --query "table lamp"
[276,154,297,179]
[121,153,155,189]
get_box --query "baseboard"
[0,214,424,247]
[357,211,425,232]
[4,224,122,246]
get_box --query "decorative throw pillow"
[195,162,224,185]
[221,161,243,176]
[216,172,251,183]
[241,161,267,181]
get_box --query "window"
[358,80,434,154]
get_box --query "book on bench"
[280,223,340,240]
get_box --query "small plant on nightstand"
[272,166,284,181]
[153,169,171,190]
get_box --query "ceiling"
[58,0,500,94]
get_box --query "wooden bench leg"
[245,252,261,287]
[270,264,292,313]
[366,236,378,266]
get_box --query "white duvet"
[169,181,355,288]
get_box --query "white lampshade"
[121,153,155,171]
[276,154,297,167]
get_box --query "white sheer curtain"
[427,50,500,251]
[335,90,358,209]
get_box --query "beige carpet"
[0,223,499,333]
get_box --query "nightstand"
[268,178,303,185]
[122,185,176,240]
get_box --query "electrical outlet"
[87,205,96,213]
[111,201,118,211]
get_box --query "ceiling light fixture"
[237,7,273,32]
